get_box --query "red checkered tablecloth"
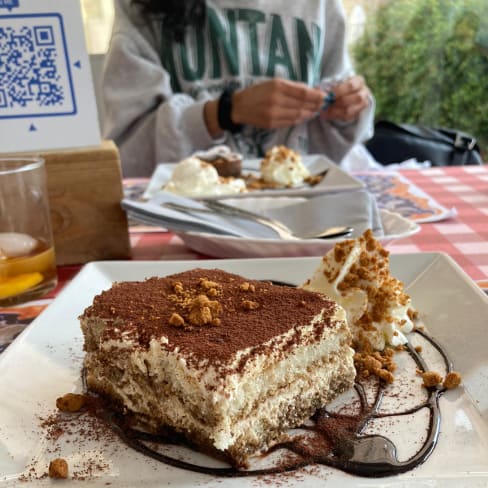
[387,166,488,287]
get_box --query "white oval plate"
[175,198,420,258]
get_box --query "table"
[1,165,487,352]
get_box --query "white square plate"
[1,254,487,486]
[143,154,364,200]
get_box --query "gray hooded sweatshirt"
[102,0,374,176]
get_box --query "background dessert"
[163,157,246,197]
[160,145,322,197]
[260,145,310,187]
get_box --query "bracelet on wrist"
[217,87,244,134]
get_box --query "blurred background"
[80,0,488,158]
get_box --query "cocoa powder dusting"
[19,395,118,482]
[81,269,337,368]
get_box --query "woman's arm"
[204,79,326,139]
[102,2,219,176]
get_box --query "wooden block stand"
[40,140,131,265]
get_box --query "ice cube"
[0,232,38,258]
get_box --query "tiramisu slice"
[80,268,355,466]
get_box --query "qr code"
[0,14,76,119]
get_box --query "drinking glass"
[0,157,57,306]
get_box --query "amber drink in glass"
[0,158,57,306]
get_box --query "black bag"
[366,120,483,166]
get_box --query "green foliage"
[352,0,488,156]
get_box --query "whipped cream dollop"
[301,230,415,350]
[260,146,310,187]
[164,157,246,197]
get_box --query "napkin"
[122,189,383,240]
[122,192,274,237]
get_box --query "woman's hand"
[321,75,370,122]
[232,79,325,129]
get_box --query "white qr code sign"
[0,0,100,152]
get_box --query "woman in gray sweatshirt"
[102,0,374,176]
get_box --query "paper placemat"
[355,172,457,223]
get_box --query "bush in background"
[353,0,488,158]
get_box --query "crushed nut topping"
[239,282,256,292]
[241,299,260,310]
[315,229,418,352]
[166,278,224,330]
[354,347,397,383]
[376,368,395,384]
[56,393,86,412]
[422,371,443,388]
[48,458,68,479]
[207,287,219,297]
[169,312,185,327]
[188,294,222,326]
[262,145,301,166]
[172,281,184,293]
[199,278,220,291]
[304,173,324,186]
[443,371,462,389]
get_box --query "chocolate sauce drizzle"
[92,329,453,478]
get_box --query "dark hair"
[132,0,207,42]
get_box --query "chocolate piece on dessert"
[79,268,355,467]
[195,147,243,178]
[202,154,242,178]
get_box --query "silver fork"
[162,201,353,240]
